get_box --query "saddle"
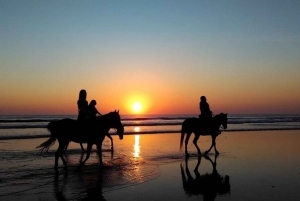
[198,116,218,133]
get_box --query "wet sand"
[1,130,300,200]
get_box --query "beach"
[1,130,300,201]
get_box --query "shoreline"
[1,130,300,200]
[1,128,300,141]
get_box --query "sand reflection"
[181,155,230,200]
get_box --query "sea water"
[0,114,300,140]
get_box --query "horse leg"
[79,143,93,168]
[63,142,69,153]
[184,132,192,157]
[55,142,67,172]
[96,142,104,167]
[213,136,219,155]
[205,136,218,155]
[106,134,114,150]
[59,150,68,170]
[192,134,201,156]
[80,143,86,152]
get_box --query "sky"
[1,0,300,115]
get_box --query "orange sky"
[1,1,300,115]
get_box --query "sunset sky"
[1,0,299,115]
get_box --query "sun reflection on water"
[134,126,140,132]
[133,135,140,158]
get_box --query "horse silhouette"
[180,113,228,156]
[37,110,124,173]
[63,132,114,153]
[180,155,230,201]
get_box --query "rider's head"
[200,96,206,102]
[90,100,96,106]
[79,89,87,101]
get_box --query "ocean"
[0,114,300,140]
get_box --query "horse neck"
[213,114,222,128]
[98,112,119,129]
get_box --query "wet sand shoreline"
[1,130,300,200]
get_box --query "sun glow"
[132,102,142,113]
[124,92,152,114]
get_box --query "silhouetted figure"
[64,89,89,152]
[77,89,90,120]
[199,96,212,120]
[88,100,115,150]
[180,155,230,201]
[180,113,228,156]
[76,89,90,152]
[36,110,124,173]
[199,96,213,132]
[89,100,102,117]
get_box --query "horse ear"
[117,110,119,113]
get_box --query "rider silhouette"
[77,89,90,120]
[76,89,90,152]
[199,96,212,121]
[89,100,102,117]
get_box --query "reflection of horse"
[54,169,107,201]
[180,156,230,201]
[37,110,124,172]
[180,113,228,156]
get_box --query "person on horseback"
[76,89,90,152]
[77,89,90,120]
[89,100,102,117]
[199,96,212,119]
[199,96,213,128]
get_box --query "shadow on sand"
[180,155,230,201]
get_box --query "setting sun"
[132,102,142,113]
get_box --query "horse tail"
[180,120,186,150]
[36,121,57,154]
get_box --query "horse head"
[110,110,124,140]
[220,113,228,129]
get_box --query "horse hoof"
[216,151,220,156]
[185,153,190,157]
[204,151,209,155]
